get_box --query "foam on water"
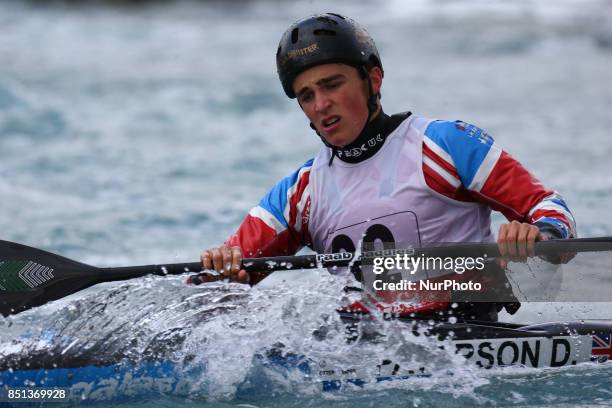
[0,272,493,403]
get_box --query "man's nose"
[314,92,331,113]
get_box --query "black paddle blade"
[0,240,101,317]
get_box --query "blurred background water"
[1,0,612,406]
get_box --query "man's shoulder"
[423,119,495,151]
[275,158,314,189]
[425,119,487,140]
[258,158,314,216]
[389,114,483,141]
[420,118,500,188]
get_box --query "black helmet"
[276,13,383,98]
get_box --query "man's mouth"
[322,116,340,129]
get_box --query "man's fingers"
[506,221,521,258]
[193,245,248,285]
[498,221,543,265]
[498,221,546,268]
[211,248,224,272]
[525,226,540,257]
[200,250,213,270]
[516,225,530,259]
[222,247,232,277]
[498,223,518,259]
[231,246,242,278]
[497,224,510,258]
[497,224,511,269]
[516,224,539,259]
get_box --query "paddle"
[1,237,612,317]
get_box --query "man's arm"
[196,159,314,284]
[421,120,576,260]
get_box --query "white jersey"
[308,115,495,255]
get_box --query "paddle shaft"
[101,236,612,280]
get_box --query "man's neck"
[333,110,390,163]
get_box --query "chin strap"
[310,65,379,167]
[328,148,337,166]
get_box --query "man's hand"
[189,245,250,284]
[497,221,548,269]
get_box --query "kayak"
[2,312,612,401]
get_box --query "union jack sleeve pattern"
[225,158,313,258]
[422,120,576,239]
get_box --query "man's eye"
[300,93,313,103]
[326,82,340,89]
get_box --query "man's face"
[293,63,377,147]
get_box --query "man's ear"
[369,66,383,95]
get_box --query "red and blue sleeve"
[225,158,314,259]
[422,120,576,238]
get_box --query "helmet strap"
[361,65,379,115]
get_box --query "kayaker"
[192,13,576,319]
